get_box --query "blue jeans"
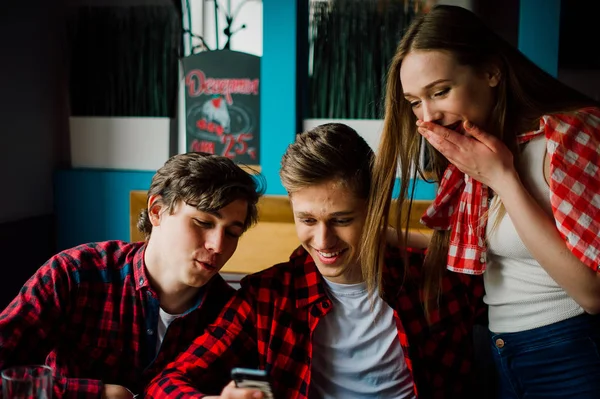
[490,313,600,399]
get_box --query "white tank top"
[308,279,415,399]
[484,137,584,333]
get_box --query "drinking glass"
[1,365,52,399]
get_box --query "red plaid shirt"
[145,246,485,399]
[421,107,600,275]
[0,241,235,398]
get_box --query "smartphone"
[231,367,274,399]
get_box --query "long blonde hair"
[361,5,596,316]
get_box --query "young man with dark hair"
[0,152,262,399]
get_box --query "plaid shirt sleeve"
[0,257,105,398]
[145,291,260,398]
[545,108,600,272]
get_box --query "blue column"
[518,0,561,77]
[261,0,298,195]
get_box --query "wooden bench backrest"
[129,191,431,274]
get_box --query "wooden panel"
[223,222,299,274]
[130,191,147,243]
[391,200,432,231]
[240,165,262,174]
[257,196,294,223]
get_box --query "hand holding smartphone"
[231,368,274,399]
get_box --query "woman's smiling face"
[400,50,500,132]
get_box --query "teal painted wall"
[518,0,561,77]
[55,170,153,250]
[260,0,298,195]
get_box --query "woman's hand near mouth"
[416,120,518,193]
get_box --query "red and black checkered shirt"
[146,246,485,399]
[0,241,235,398]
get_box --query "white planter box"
[69,117,171,170]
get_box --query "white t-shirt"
[156,308,181,352]
[308,279,416,399]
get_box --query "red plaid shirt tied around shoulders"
[421,108,600,275]
[146,246,485,399]
[0,241,235,398]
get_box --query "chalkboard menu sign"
[183,50,260,165]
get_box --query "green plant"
[67,6,181,117]
[309,0,421,119]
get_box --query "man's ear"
[147,195,164,227]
